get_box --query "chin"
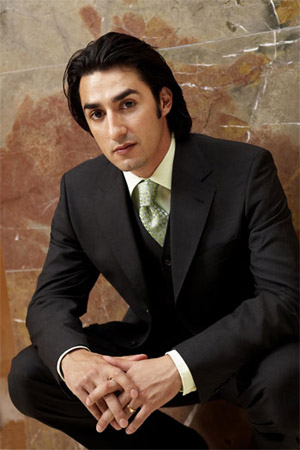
[121,160,144,173]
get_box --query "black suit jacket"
[27,134,299,402]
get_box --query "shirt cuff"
[57,346,90,381]
[166,350,197,396]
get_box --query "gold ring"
[127,405,136,414]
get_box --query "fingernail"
[130,389,138,398]
[119,418,128,428]
[126,428,133,435]
[86,398,91,406]
[96,424,102,433]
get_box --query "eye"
[122,100,136,110]
[90,110,104,120]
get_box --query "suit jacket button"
[131,340,137,346]
[164,259,172,266]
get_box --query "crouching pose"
[9,32,299,449]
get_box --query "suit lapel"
[92,137,216,308]
[171,137,216,301]
[93,159,149,313]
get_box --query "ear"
[159,87,173,117]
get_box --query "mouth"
[113,142,136,154]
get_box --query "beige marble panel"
[253,63,299,124]
[0,0,103,73]
[2,0,298,74]
[1,0,299,448]
[102,0,299,44]
[160,27,299,232]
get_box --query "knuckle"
[147,400,155,411]
[88,393,95,403]
[87,368,98,378]
[73,381,83,393]
[115,412,124,422]
[81,375,89,385]
[104,392,113,402]
[112,369,121,377]
[105,379,113,390]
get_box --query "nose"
[107,112,127,141]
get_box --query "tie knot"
[137,179,158,207]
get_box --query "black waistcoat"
[129,204,192,356]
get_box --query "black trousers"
[8,323,299,449]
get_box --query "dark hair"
[63,32,192,140]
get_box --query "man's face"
[79,67,173,178]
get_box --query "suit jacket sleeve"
[26,175,99,381]
[174,148,299,402]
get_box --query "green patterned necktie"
[137,179,169,246]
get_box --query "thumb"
[121,354,148,361]
[103,355,133,371]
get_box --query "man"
[8,32,299,449]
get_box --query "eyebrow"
[83,88,140,111]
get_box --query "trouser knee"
[246,342,299,435]
[8,346,49,418]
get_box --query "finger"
[96,397,107,414]
[105,393,129,429]
[125,406,150,435]
[97,411,123,433]
[86,403,102,421]
[109,370,139,399]
[95,396,122,431]
[81,390,103,421]
[125,402,139,416]
[70,381,121,431]
[110,420,122,431]
[86,379,120,406]
[120,354,148,361]
[87,395,121,432]
[95,392,131,433]
[102,355,133,371]
[73,386,103,421]
[87,372,138,406]
[96,393,129,432]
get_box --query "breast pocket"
[198,237,239,267]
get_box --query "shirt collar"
[123,134,175,196]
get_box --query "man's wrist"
[166,350,197,396]
[57,346,90,381]
[164,354,182,393]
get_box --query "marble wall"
[1,0,299,448]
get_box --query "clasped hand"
[61,349,181,435]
